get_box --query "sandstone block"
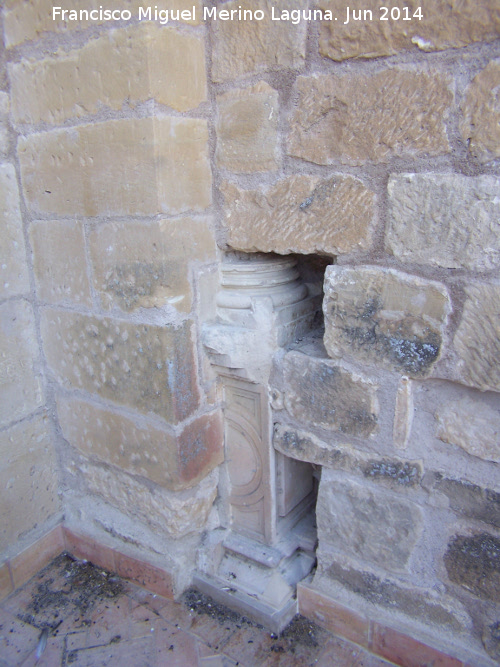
[216,82,279,173]
[444,533,500,602]
[30,220,91,306]
[0,415,60,551]
[387,174,500,271]
[460,60,500,163]
[10,25,206,124]
[221,175,374,255]
[89,217,216,313]
[288,70,452,165]
[210,0,307,82]
[317,469,423,571]
[393,378,413,449]
[77,461,218,539]
[40,309,199,424]
[0,163,29,299]
[433,476,500,529]
[283,351,378,437]
[0,300,43,426]
[453,283,500,392]
[436,397,500,463]
[323,266,450,377]
[58,395,222,490]
[0,124,8,157]
[318,0,500,62]
[18,117,211,217]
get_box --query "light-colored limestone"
[387,174,500,271]
[30,220,91,306]
[288,70,452,165]
[0,300,43,427]
[210,0,307,82]
[454,283,500,392]
[216,82,279,173]
[318,0,500,61]
[460,60,500,163]
[0,96,8,155]
[323,266,450,377]
[40,309,199,424]
[221,175,374,255]
[317,470,423,571]
[4,0,201,47]
[283,351,379,438]
[18,117,212,217]
[9,25,206,124]
[89,217,216,313]
[393,378,413,449]
[0,415,60,551]
[0,163,29,299]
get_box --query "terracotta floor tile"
[126,585,169,614]
[316,635,393,667]
[0,607,40,664]
[0,563,13,603]
[153,620,200,666]
[66,635,155,666]
[19,633,66,667]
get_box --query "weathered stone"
[30,220,91,306]
[0,124,8,156]
[288,70,452,165]
[433,476,500,529]
[454,284,500,392]
[210,0,307,82]
[460,60,500,163]
[216,82,279,173]
[77,461,218,539]
[4,0,201,47]
[18,117,211,217]
[0,415,60,551]
[10,25,206,124]
[483,621,500,661]
[0,163,29,299]
[57,396,223,490]
[317,470,423,571]
[40,309,199,424]
[436,397,500,463]
[444,533,500,602]
[323,266,450,377]
[221,175,374,255]
[393,378,413,449]
[318,0,500,62]
[283,351,378,437]
[89,217,216,313]
[0,300,43,426]
[387,174,500,271]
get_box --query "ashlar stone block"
[221,175,374,255]
[0,163,29,299]
[323,266,450,377]
[40,309,199,424]
[288,70,452,165]
[387,174,500,271]
[18,117,211,217]
[89,217,216,312]
[444,533,500,602]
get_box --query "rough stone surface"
[89,217,216,312]
[0,95,9,155]
[0,163,29,299]
[40,309,199,424]
[323,266,450,377]
[436,397,500,463]
[454,283,500,392]
[0,415,60,551]
[444,533,500,602]
[210,0,307,82]
[221,175,374,255]
[10,25,206,123]
[433,476,500,529]
[18,117,211,217]
[76,461,218,539]
[460,60,500,163]
[393,378,413,449]
[283,351,379,437]
[216,82,279,173]
[57,396,223,490]
[3,0,201,47]
[0,300,43,427]
[483,621,500,661]
[30,220,92,306]
[387,174,500,271]
[317,470,423,571]
[318,0,500,61]
[288,70,452,165]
